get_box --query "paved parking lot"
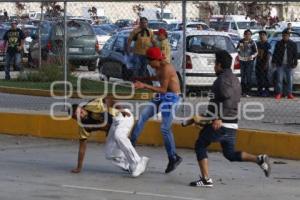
[0,134,300,200]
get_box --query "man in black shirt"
[256,31,271,97]
[3,20,25,80]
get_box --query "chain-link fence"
[0,1,299,133]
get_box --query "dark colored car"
[94,24,119,35]
[148,20,169,31]
[0,28,7,67]
[98,30,134,81]
[30,20,99,71]
[115,19,134,28]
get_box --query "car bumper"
[185,73,241,86]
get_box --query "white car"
[93,26,111,50]
[169,30,240,87]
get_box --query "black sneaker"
[257,154,271,177]
[190,177,213,188]
[165,154,182,173]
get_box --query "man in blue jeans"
[3,20,25,80]
[132,47,182,173]
[237,29,258,97]
[272,30,298,100]
[187,50,271,188]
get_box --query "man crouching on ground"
[70,97,149,177]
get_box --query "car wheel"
[88,61,97,71]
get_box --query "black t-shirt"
[3,28,25,54]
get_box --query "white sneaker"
[112,158,130,172]
[257,154,271,177]
[131,157,149,177]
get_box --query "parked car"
[98,30,134,81]
[30,20,99,71]
[168,21,209,31]
[94,24,119,35]
[0,28,7,68]
[92,26,111,50]
[115,19,134,28]
[170,30,240,88]
[148,20,169,31]
[227,32,241,48]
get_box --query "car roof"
[172,30,231,37]
[270,37,300,42]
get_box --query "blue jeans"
[240,60,254,94]
[5,53,22,79]
[276,66,293,95]
[130,93,180,159]
[132,54,149,77]
[195,125,242,162]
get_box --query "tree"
[41,1,64,19]
[15,2,26,18]
[88,6,97,20]
[192,1,219,22]
[155,0,170,21]
[132,4,144,18]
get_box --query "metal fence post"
[182,0,187,116]
[64,1,68,110]
[38,3,43,69]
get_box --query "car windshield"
[148,22,169,30]
[169,32,181,50]
[187,35,236,53]
[93,27,108,36]
[54,21,94,38]
[187,23,209,30]
[162,13,173,19]
[23,28,38,37]
[168,23,178,30]
[209,21,230,31]
[237,21,262,29]
[0,29,6,39]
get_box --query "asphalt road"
[0,134,299,200]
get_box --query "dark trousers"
[195,125,242,162]
[240,60,254,95]
[255,65,269,92]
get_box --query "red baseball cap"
[157,28,168,37]
[146,47,165,61]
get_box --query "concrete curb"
[0,86,153,100]
[1,112,299,160]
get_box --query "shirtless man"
[131,47,182,174]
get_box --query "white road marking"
[62,185,205,200]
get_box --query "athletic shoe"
[257,154,271,177]
[275,94,282,100]
[190,177,213,188]
[165,154,182,173]
[112,159,130,172]
[131,156,149,177]
[288,94,295,99]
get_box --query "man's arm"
[135,67,170,93]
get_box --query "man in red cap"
[157,28,171,63]
[131,47,182,174]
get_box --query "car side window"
[113,36,126,52]
[270,40,277,54]
[231,22,238,30]
[103,35,116,51]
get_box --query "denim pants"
[240,60,254,94]
[130,93,180,159]
[276,66,293,95]
[132,54,149,77]
[5,53,22,79]
[195,125,242,162]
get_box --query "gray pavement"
[0,92,300,133]
[0,134,299,200]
